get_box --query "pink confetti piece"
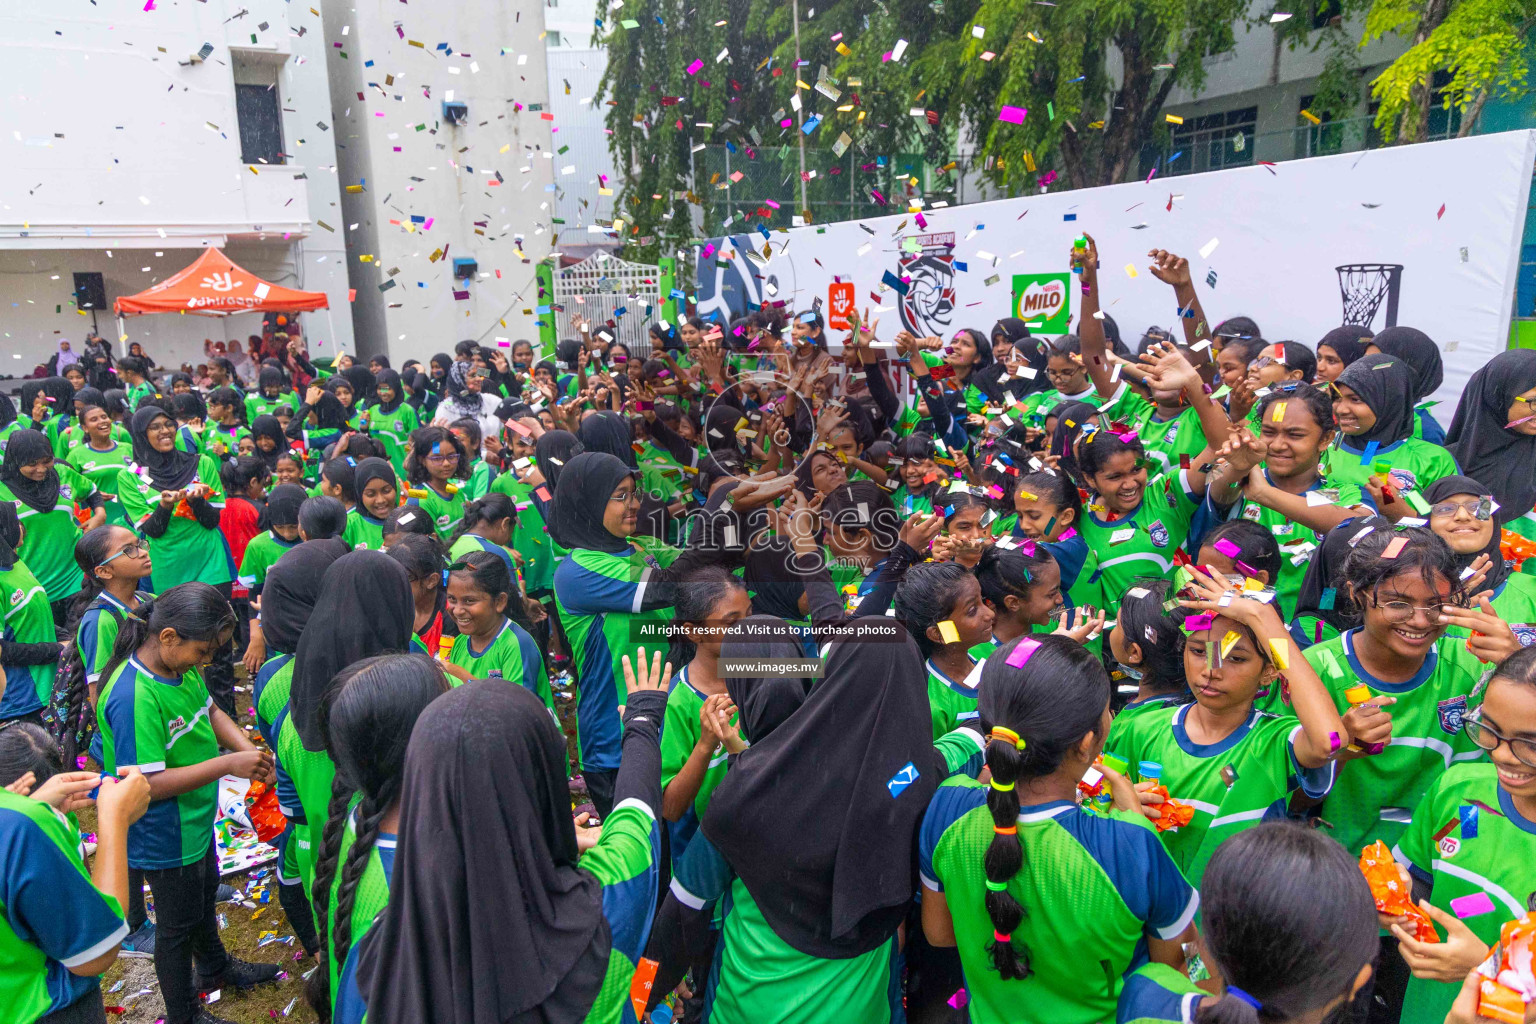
[423,217,434,230]
[1449,892,1495,918]
[686,59,704,75]
[1328,731,1342,752]
[1213,538,1242,558]
[1436,203,1446,220]
[948,989,970,1009]
[997,105,1027,125]
[1005,638,1042,668]
[1184,613,1215,632]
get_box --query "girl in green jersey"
[1104,580,1190,726]
[66,401,135,527]
[919,633,1195,1024]
[1391,645,1536,1024]
[342,458,398,552]
[896,561,996,739]
[402,425,467,541]
[1422,475,1536,637]
[1323,354,1459,499]
[305,653,447,1024]
[971,543,1074,660]
[441,552,551,715]
[1116,823,1378,1024]
[0,428,104,617]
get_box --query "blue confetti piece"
[802,114,823,135]
[1460,804,1479,838]
[1167,151,1184,166]
[1063,213,1077,221]
[882,270,910,296]
[1361,439,1380,466]
[1319,587,1337,610]
[888,762,919,798]
[954,261,968,272]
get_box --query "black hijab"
[576,411,637,469]
[73,387,107,415]
[258,365,288,396]
[18,380,52,425]
[428,353,453,395]
[1291,516,1391,633]
[0,502,19,569]
[343,365,376,407]
[373,369,404,414]
[353,457,397,501]
[991,318,1047,394]
[0,429,60,513]
[128,405,200,490]
[1335,354,1416,447]
[1317,326,1373,372]
[405,372,432,412]
[549,452,633,554]
[721,617,811,735]
[308,391,349,431]
[290,550,415,751]
[534,431,582,493]
[702,618,945,958]
[265,483,307,528]
[356,680,610,1024]
[1371,326,1443,403]
[260,538,350,655]
[41,377,75,424]
[1446,350,1536,524]
[0,392,15,432]
[1424,475,1508,593]
[250,415,287,470]
[744,538,808,621]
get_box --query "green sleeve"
[61,465,98,503]
[659,688,701,790]
[131,686,171,772]
[1396,773,1439,871]
[934,726,985,777]
[114,469,153,527]
[579,802,656,886]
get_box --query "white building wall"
[0,0,352,373]
[322,0,558,365]
[547,48,620,248]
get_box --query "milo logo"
[1011,273,1072,333]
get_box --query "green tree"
[1359,0,1536,142]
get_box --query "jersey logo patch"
[1148,520,1170,548]
[167,714,187,733]
[1438,695,1468,735]
[59,485,72,500]
[1437,836,1461,857]
[437,515,450,527]
[1241,504,1263,521]
[9,588,22,605]
[887,762,920,798]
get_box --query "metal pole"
[791,0,809,221]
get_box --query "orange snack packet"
[1501,528,1536,572]
[1359,841,1439,943]
[1476,913,1536,1024]
[1142,784,1195,832]
[243,780,287,845]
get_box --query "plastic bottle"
[1344,684,1384,754]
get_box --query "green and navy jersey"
[277,711,335,891]
[201,421,250,462]
[0,789,127,1024]
[1105,704,1335,886]
[554,543,681,773]
[55,422,131,458]
[447,533,519,581]
[926,655,981,740]
[891,486,937,517]
[330,811,397,1024]
[577,796,664,1024]
[659,667,735,865]
[77,590,150,689]
[115,457,234,589]
[0,562,58,721]
[1078,470,1208,614]
[405,482,466,541]
[342,507,388,552]
[238,529,299,593]
[459,460,497,502]
[1281,630,1488,855]
[65,439,134,524]
[364,402,418,474]
[918,790,1199,1024]
[637,442,685,505]
[1319,437,1459,501]
[1411,403,1446,445]
[675,729,983,1024]
[253,655,302,823]
[96,656,220,869]
[125,381,156,411]
[1116,962,1205,1024]
[0,465,98,602]
[490,473,556,596]
[1395,763,1536,1024]
[245,390,299,425]
[1106,695,1184,745]
[444,618,553,716]
[1096,384,1208,474]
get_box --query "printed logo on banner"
[828,281,855,330]
[1012,273,1072,333]
[896,233,956,338]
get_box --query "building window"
[236,83,285,165]
[1156,106,1257,177]
[546,30,562,46]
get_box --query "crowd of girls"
[5,230,1536,1024]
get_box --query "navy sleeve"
[0,805,127,969]
[918,785,987,892]
[1064,813,1198,941]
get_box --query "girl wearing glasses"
[1391,643,1536,1024]
[1422,476,1536,640]
[69,525,153,722]
[1445,349,1536,533]
[402,426,468,541]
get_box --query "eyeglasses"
[425,452,460,464]
[97,541,146,568]
[1044,367,1082,382]
[1373,597,1452,623]
[1463,711,1536,769]
[1430,498,1492,521]
[608,488,642,506]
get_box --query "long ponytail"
[982,726,1028,980]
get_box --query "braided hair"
[977,634,1111,980]
[306,654,449,1019]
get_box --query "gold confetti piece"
[1300,109,1322,125]
[1165,114,1184,125]
[359,254,374,262]
[1125,264,1139,278]
[1220,631,1241,657]
[1268,638,1289,670]
[1271,401,1287,422]
[835,42,851,56]
[937,620,960,644]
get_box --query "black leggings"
[37,991,108,1024]
[142,841,231,1024]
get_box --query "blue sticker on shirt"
[887,762,919,798]
[1460,804,1479,839]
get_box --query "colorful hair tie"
[993,930,1012,943]
[1226,987,1262,1011]
[992,824,1017,836]
[984,878,1008,892]
[989,778,1016,792]
[990,726,1027,751]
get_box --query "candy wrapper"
[214,775,279,877]
[1358,841,1439,943]
[244,780,287,845]
[1476,912,1536,1024]
[1145,786,1195,832]
[1502,529,1536,573]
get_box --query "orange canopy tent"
[113,247,329,316]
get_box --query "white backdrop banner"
[695,129,1536,411]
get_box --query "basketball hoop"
[1336,264,1403,329]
